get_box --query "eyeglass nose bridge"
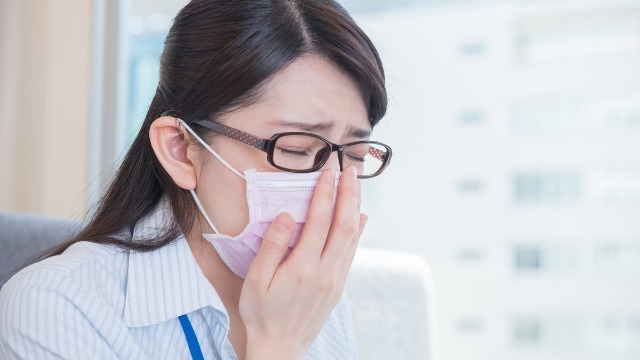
[319,143,349,172]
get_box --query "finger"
[320,166,361,263]
[288,168,337,263]
[245,212,295,288]
[339,213,368,279]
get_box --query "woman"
[0,0,391,359]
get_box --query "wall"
[0,0,92,218]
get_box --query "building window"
[458,110,485,125]
[593,242,640,277]
[514,245,541,271]
[457,318,484,333]
[456,247,484,262]
[458,179,484,194]
[127,34,165,145]
[515,11,640,63]
[459,40,487,57]
[514,174,540,202]
[510,94,640,136]
[588,167,640,205]
[514,172,581,203]
[513,317,541,345]
[512,240,640,277]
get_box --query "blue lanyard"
[179,314,205,360]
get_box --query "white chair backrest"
[346,247,439,360]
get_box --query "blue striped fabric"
[0,200,357,359]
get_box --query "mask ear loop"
[190,188,219,234]
[175,117,247,234]
[176,118,245,179]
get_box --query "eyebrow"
[277,120,372,139]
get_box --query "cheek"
[216,141,279,173]
[196,159,250,236]
[194,140,284,236]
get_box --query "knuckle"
[343,221,358,235]
[347,183,360,198]
[318,217,333,231]
[322,183,336,197]
[296,266,316,282]
[318,273,338,292]
[261,236,285,255]
[309,213,332,231]
[345,252,357,269]
[334,219,357,235]
[350,233,360,248]
[244,272,263,288]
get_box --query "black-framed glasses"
[192,119,392,179]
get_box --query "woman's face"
[193,54,371,236]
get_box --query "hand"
[239,166,367,360]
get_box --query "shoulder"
[2,241,127,296]
[0,242,133,358]
[1,241,129,310]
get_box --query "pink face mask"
[179,119,339,278]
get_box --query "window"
[514,245,541,271]
[459,41,487,57]
[593,242,640,277]
[513,317,541,345]
[458,179,485,194]
[588,167,640,205]
[510,94,640,136]
[456,247,485,262]
[515,10,640,63]
[512,240,640,277]
[514,172,581,203]
[457,317,484,333]
[458,110,486,125]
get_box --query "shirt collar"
[123,197,228,328]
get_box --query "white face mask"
[179,119,339,278]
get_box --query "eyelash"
[346,154,366,163]
[277,147,310,157]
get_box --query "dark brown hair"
[43,0,387,257]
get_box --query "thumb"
[245,212,295,287]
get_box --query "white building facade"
[353,1,640,359]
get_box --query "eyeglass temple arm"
[193,119,268,151]
[368,147,387,161]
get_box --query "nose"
[319,149,342,173]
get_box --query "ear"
[149,116,197,190]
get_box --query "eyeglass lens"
[271,134,388,176]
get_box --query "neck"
[185,230,248,359]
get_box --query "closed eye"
[346,154,366,163]
[277,147,310,157]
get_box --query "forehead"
[222,55,371,137]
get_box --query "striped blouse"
[0,200,357,359]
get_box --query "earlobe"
[149,116,197,190]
